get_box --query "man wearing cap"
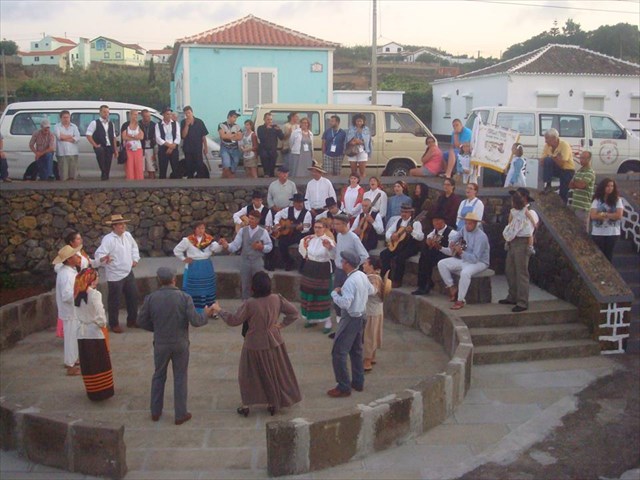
[94,215,141,333]
[413,210,454,296]
[53,245,82,375]
[272,193,312,271]
[438,211,490,310]
[233,190,269,231]
[328,250,375,397]
[267,166,298,212]
[220,210,273,299]
[29,119,56,181]
[137,267,215,425]
[155,107,181,179]
[219,110,243,178]
[351,198,384,251]
[380,203,425,288]
[304,166,337,217]
[86,105,117,181]
[180,106,210,179]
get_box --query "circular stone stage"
[0,300,448,477]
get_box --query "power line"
[465,0,639,14]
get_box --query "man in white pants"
[438,212,490,310]
[53,245,82,375]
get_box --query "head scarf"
[74,268,98,307]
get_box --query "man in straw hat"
[53,244,82,375]
[327,250,375,397]
[437,211,490,310]
[95,214,140,333]
[304,165,336,217]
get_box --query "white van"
[466,107,640,175]
[251,103,435,176]
[0,101,221,179]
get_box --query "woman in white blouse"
[122,110,145,180]
[363,176,388,220]
[456,183,484,231]
[289,117,314,178]
[298,221,336,333]
[173,222,222,312]
[341,173,365,218]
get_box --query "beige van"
[251,103,434,176]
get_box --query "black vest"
[287,207,308,224]
[91,119,115,148]
[433,226,453,249]
[359,210,379,251]
[158,121,177,143]
[247,204,269,226]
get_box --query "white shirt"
[363,188,388,219]
[54,123,81,156]
[76,288,107,339]
[342,185,362,216]
[85,118,112,146]
[55,264,77,321]
[155,120,181,146]
[173,236,222,263]
[590,198,623,236]
[53,251,99,273]
[385,216,425,242]
[94,231,140,282]
[126,125,142,150]
[456,197,485,230]
[350,210,384,235]
[298,235,336,262]
[233,204,266,225]
[331,270,375,317]
[273,208,312,234]
[316,208,344,221]
[289,129,313,155]
[305,177,337,210]
[227,225,273,254]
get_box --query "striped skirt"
[78,338,114,401]
[183,259,216,311]
[300,260,333,321]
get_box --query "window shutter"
[583,97,604,111]
[261,72,274,104]
[536,95,558,108]
[247,72,259,111]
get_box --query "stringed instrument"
[271,219,295,239]
[357,192,382,241]
[450,238,468,257]
[235,215,249,233]
[387,210,428,252]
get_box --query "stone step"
[473,339,601,365]
[469,323,591,346]
[457,300,578,328]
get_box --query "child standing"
[363,257,385,372]
[504,143,527,188]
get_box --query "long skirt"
[364,313,384,359]
[238,343,301,412]
[300,260,333,322]
[183,258,216,312]
[78,338,114,401]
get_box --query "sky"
[1,0,638,58]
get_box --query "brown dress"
[220,294,302,412]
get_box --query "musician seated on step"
[437,211,490,311]
[351,198,384,251]
[380,203,424,288]
[271,193,312,271]
[315,197,343,240]
[233,190,269,232]
[412,209,453,296]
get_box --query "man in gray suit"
[137,267,215,425]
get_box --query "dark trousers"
[592,234,618,262]
[93,146,113,180]
[380,240,420,284]
[278,232,303,268]
[151,341,189,418]
[417,246,448,290]
[158,146,179,179]
[0,156,7,180]
[332,312,364,393]
[107,271,138,328]
[260,149,278,177]
[184,151,207,179]
[542,157,574,204]
[37,152,54,180]
[333,268,347,317]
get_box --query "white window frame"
[443,96,451,118]
[242,67,278,115]
[629,95,639,119]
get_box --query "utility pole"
[371,0,378,105]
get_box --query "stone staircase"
[612,236,640,353]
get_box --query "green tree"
[0,40,18,56]
[148,57,156,84]
[415,52,440,63]
[549,20,560,37]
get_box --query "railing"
[620,196,640,253]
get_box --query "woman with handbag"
[122,110,145,180]
[346,113,371,178]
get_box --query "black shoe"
[328,332,336,339]
[267,406,276,416]
[265,264,275,272]
[512,306,528,313]
[351,384,363,392]
[412,288,427,296]
[237,406,250,417]
[498,299,516,305]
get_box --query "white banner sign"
[471,123,520,173]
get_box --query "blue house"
[171,15,339,135]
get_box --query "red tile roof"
[456,44,639,79]
[178,14,339,49]
[51,37,77,46]
[148,49,173,55]
[20,45,75,57]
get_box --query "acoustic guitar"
[271,219,295,239]
[235,215,249,233]
[357,192,382,241]
[387,210,428,252]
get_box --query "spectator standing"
[456,183,484,231]
[53,110,80,181]
[29,119,56,181]
[155,107,181,179]
[504,143,527,188]
[140,109,157,179]
[218,110,243,178]
[267,166,297,211]
[257,112,284,178]
[304,165,336,216]
[569,151,596,231]
[346,114,371,177]
[541,128,575,204]
[322,115,346,176]
[443,119,472,179]
[281,112,300,171]
[122,110,145,180]
[240,119,259,179]
[0,132,10,182]
[410,136,443,177]
[86,105,117,181]
[289,117,314,178]
[181,106,209,179]
[590,178,623,262]
[387,180,412,219]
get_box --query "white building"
[20,36,90,71]
[377,42,403,56]
[333,90,404,107]
[431,44,640,136]
[404,47,475,65]
[146,49,172,64]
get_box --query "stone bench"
[432,268,494,304]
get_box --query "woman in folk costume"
[363,257,385,372]
[173,222,222,312]
[74,268,114,401]
[298,220,336,334]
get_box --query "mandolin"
[357,192,381,241]
[387,210,428,252]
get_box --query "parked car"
[251,103,435,176]
[0,101,221,179]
